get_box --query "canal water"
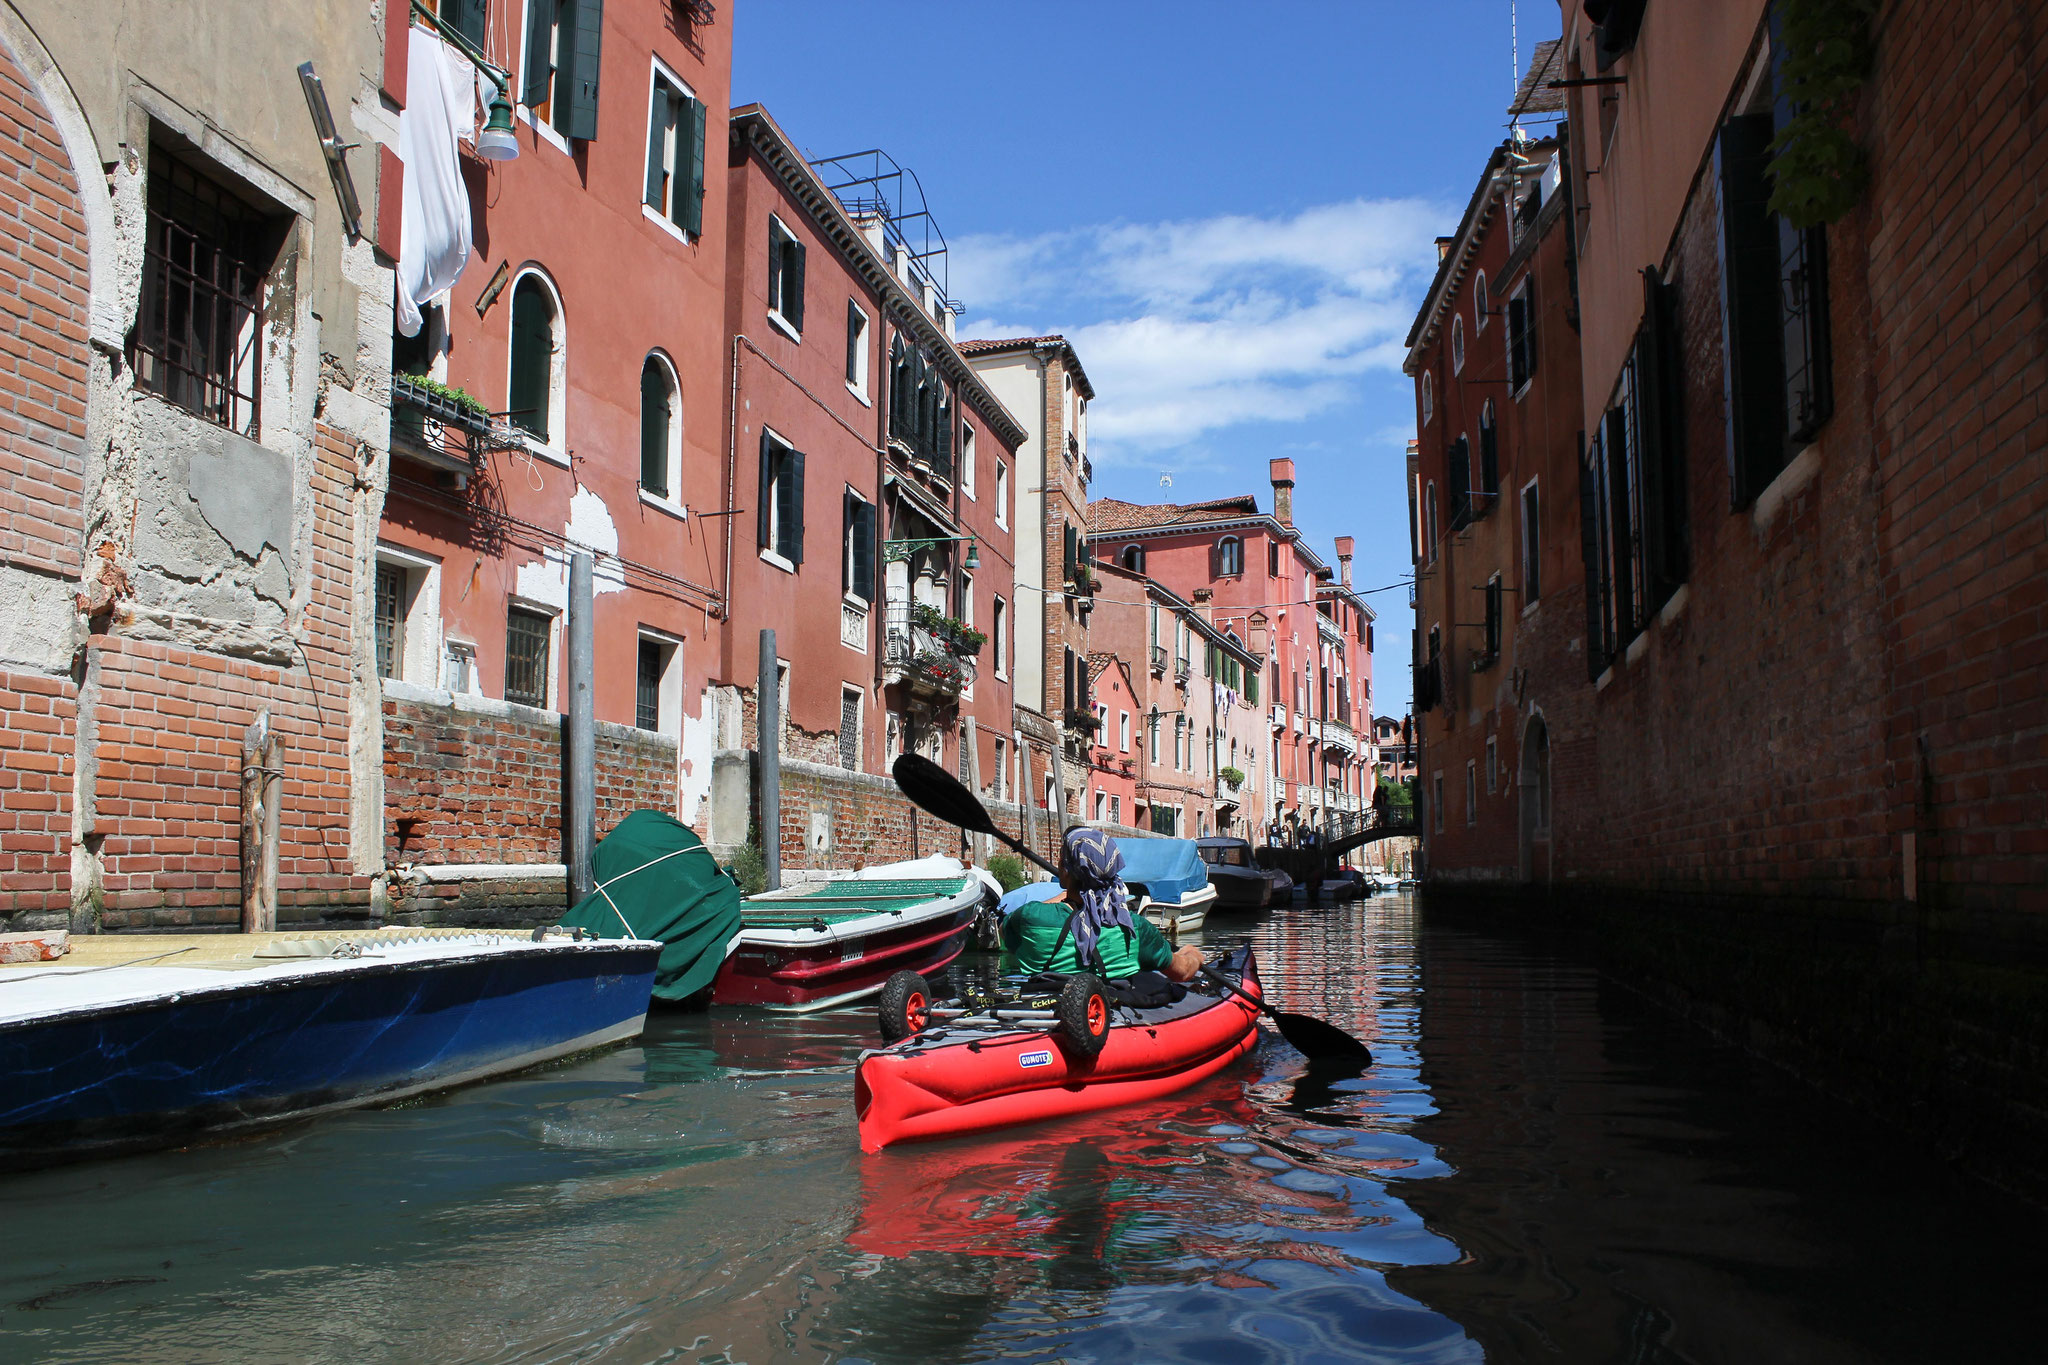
[2,895,2040,1364]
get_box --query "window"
[1119,710,1131,753]
[992,736,1007,800]
[958,571,975,631]
[1095,790,1107,823]
[1122,544,1145,573]
[508,273,564,450]
[1465,761,1477,825]
[842,489,876,602]
[1174,716,1186,770]
[1485,735,1498,795]
[133,143,279,437]
[1479,400,1498,502]
[635,637,663,731]
[845,300,869,394]
[640,354,678,498]
[1432,771,1445,833]
[1417,623,1443,713]
[374,563,406,680]
[1522,480,1541,602]
[1148,708,1160,763]
[757,429,805,567]
[1719,108,1833,505]
[1267,538,1281,578]
[1424,483,1439,563]
[889,336,953,475]
[1420,371,1433,427]
[1448,434,1473,530]
[1474,271,1488,330]
[1095,700,1108,741]
[1216,536,1243,577]
[425,0,488,45]
[767,215,806,335]
[1481,574,1502,665]
[505,606,553,708]
[1451,313,1466,375]
[959,423,976,497]
[995,461,1010,528]
[992,595,1008,678]
[644,67,706,235]
[839,687,862,771]
[1507,279,1536,394]
[522,0,603,142]
[1109,795,1121,825]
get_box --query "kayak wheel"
[878,970,932,1043]
[1055,972,1111,1057]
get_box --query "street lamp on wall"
[410,0,519,163]
[884,534,980,569]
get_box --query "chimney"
[1335,535,1354,588]
[1269,458,1295,526]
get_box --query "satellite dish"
[1159,473,1173,488]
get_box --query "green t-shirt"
[999,897,1175,979]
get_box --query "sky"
[735,1,1565,715]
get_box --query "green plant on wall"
[727,840,767,896]
[1767,0,1878,228]
[1219,765,1246,786]
[402,374,492,420]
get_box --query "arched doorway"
[1519,714,1550,884]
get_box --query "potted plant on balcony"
[1220,765,1246,787]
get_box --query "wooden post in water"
[240,710,280,932]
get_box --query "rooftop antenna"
[1509,0,1521,139]
[1159,472,1174,488]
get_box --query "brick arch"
[0,30,91,578]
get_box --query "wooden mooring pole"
[240,709,281,932]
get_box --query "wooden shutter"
[841,490,855,595]
[644,83,668,211]
[562,0,603,141]
[1717,112,1787,506]
[859,501,877,602]
[846,301,861,385]
[786,238,807,332]
[452,0,489,45]
[757,430,774,548]
[782,447,805,564]
[508,282,551,438]
[1448,437,1471,529]
[1578,430,1607,680]
[1506,295,1527,390]
[683,95,707,236]
[522,0,553,106]
[1635,267,1687,607]
[639,359,668,495]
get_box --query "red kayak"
[853,947,1264,1152]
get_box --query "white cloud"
[952,197,1447,459]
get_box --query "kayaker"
[1000,827,1202,989]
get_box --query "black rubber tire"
[1055,972,1112,1057]
[877,970,932,1043]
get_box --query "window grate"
[636,639,663,731]
[374,564,404,680]
[505,608,552,708]
[839,690,860,771]
[133,147,270,436]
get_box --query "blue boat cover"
[1113,838,1210,904]
[997,881,1065,918]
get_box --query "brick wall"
[89,425,372,930]
[0,41,89,581]
[382,681,678,869]
[0,670,76,922]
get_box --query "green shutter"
[509,281,551,438]
[563,0,603,141]
[841,490,854,595]
[786,239,806,332]
[1717,112,1786,506]
[860,501,878,602]
[640,359,668,495]
[768,220,782,313]
[522,0,553,106]
[846,300,861,385]
[683,95,707,236]
[781,447,805,564]
[452,0,488,46]
[757,430,774,549]
[644,83,668,211]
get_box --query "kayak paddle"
[889,753,1374,1069]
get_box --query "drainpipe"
[566,551,595,905]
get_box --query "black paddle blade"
[1270,1010,1374,1069]
[892,752,997,836]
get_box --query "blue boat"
[0,928,659,1167]
[1112,837,1217,936]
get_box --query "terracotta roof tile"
[1088,495,1264,532]
[957,334,1068,353]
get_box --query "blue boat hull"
[0,942,658,1166]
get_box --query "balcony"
[390,375,518,476]
[1215,771,1244,807]
[883,600,980,699]
[1149,644,1167,677]
[1174,657,1192,687]
[1321,719,1357,756]
[1270,704,1287,731]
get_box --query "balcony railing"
[1321,719,1357,755]
[1174,657,1191,685]
[1270,704,1287,731]
[1215,773,1243,804]
[882,600,977,697]
[391,375,519,474]
[1150,644,1167,676]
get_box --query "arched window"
[1474,271,1489,331]
[1451,313,1466,375]
[640,352,679,498]
[508,271,565,451]
[1121,544,1145,573]
[1420,371,1433,426]
[1216,536,1243,576]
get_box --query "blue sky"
[735,1,1564,714]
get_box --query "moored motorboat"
[0,927,660,1168]
[853,946,1263,1152]
[713,866,987,1011]
[1193,836,1273,910]
[1115,836,1217,937]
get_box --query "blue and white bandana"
[1060,826,1134,972]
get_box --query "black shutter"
[786,239,807,332]
[1717,112,1787,506]
[767,221,783,314]
[1064,524,1077,582]
[1479,416,1498,498]
[841,490,854,595]
[846,300,861,385]
[783,448,805,564]
[509,282,551,438]
[1635,267,1687,607]
[1578,431,1607,680]
[563,0,603,141]
[1448,437,1471,530]
[859,501,877,602]
[1604,405,1637,644]
[640,359,667,495]
[683,95,707,236]
[757,430,774,549]
[522,0,553,106]
[934,394,951,478]
[645,85,670,212]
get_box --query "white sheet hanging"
[395,27,475,337]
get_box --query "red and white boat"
[710,861,990,1011]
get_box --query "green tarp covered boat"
[561,810,743,1003]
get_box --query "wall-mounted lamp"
[476,89,519,161]
[885,534,980,569]
[410,0,519,163]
